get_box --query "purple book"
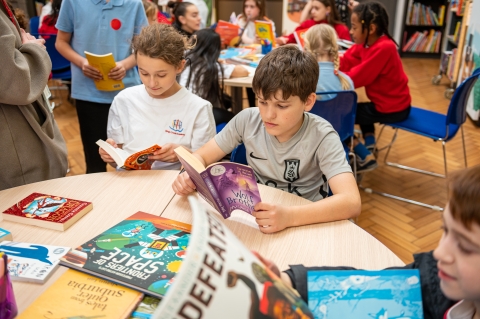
[174,147,262,218]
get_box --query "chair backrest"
[310,91,358,141]
[447,68,480,126]
[43,34,71,71]
[231,143,247,165]
[29,16,39,34]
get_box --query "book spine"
[200,171,230,218]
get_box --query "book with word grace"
[174,146,262,218]
[17,269,143,319]
[255,20,276,46]
[130,296,161,319]
[1,193,92,231]
[307,269,424,319]
[152,196,314,318]
[0,228,12,242]
[293,28,309,49]
[216,20,241,47]
[60,212,191,299]
[84,51,125,91]
[97,139,161,170]
[0,241,70,283]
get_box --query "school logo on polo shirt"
[166,119,185,136]
[284,159,300,183]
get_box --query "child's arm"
[339,45,361,73]
[299,0,313,24]
[108,54,137,81]
[252,172,361,233]
[230,65,249,77]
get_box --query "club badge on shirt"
[284,159,300,183]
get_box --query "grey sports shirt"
[215,108,352,202]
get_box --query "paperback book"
[307,269,423,318]
[2,193,93,231]
[174,146,262,218]
[84,51,125,91]
[97,139,161,170]
[216,20,241,47]
[0,241,70,283]
[60,212,191,299]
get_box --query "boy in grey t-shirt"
[173,45,361,233]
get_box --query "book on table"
[1,192,93,231]
[96,139,161,170]
[174,146,262,218]
[151,196,315,318]
[17,269,143,319]
[130,296,161,319]
[60,211,192,299]
[0,241,70,283]
[255,20,276,46]
[84,51,125,91]
[0,228,12,242]
[307,269,424,318]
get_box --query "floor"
[50,58,480,264]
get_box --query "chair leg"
[383,128,398,164]
[442,141,448,178]
[461,125,468,168]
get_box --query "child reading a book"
[256,165,480,319]
[235,0,276,45]
[99,24,216,170]
[179,29,249,125]
[340,2,411,173]
[277,0,350,45]
[304,24,353,100]
[172,45,361,233]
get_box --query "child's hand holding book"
[253,202,294,234]
[172,171,197,196]
[148,143,184,163]
[98,138,119,167]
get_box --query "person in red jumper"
[277,0,350,45]
[340,1,411,172]
[38,0,61,37]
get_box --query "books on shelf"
[2,193,93,231]
[406,2,444,26]
[96,139,161,170]
[453,21,462,43]
[447,48,458,80]
[402,30,442,53]
[60,212,191,299]
[84,51,125,91]
[307,269,423,318]
[0,241,70,283]
[174,146,262,218]
[18,269,143,319]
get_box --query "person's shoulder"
[304,113,337,137]
[373,36,398,53]
[123,0,143,8]
[299,19,316,29]
[181,88,212,109]
[114,85,144,101]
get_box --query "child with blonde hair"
[304,24,353,100]
[142,0,159,25]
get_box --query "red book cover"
[2,193,93,231]
[293,28,309,49]
[216,20,240,47]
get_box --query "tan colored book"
[18,269,143,318]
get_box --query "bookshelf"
[400,0,448,58]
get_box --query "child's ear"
[178,15,187,26]
[177,59,187,74]
[304,92,317,112]
[369,23,377,36]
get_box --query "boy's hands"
[99,138,118,166]
[149,143,180,163]
[172,171,196,196]
[253,203,293,234]
[81,58,103,80]
[108,61,127,81]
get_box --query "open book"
[84,51,125,91]
[96,140,161,170]
[174,146,262,218]
[337,39,354,50]
[216,20,240,47]
[152,196,314,318]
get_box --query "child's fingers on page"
[258,225,277,234]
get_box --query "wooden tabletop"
[223,75,254,88]
[0,171,403,313]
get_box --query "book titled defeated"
[97,139,161,170]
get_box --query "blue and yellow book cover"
[60,212,191,298]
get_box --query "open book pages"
[152,196,314,318]
[96,140,161,170]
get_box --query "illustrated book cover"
[293,28,309,49]
[152,196,314,318]
[216,20,241,47]
[60,212,191,299]
[1,193,93,231]
[0,241,70,283]
[0,228,12,242]
[174,146,262,218]
[255,20,276,46]
[84,51,125,91]
[97,139,161,170]
[307,269,424,319]
[17,269,143,319]
[130,296,161,319]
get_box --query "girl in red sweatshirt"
[277,0,350,45]
[340,1,411,172]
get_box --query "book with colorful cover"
[84,51,125,91]
[60,212,191,299]
[255,20,276,46]
[0,228,12,242]
[0,241,70,283]
[293,28,309,49]
[130,296,161,319]
[1,193,93,231]
[174,146,262,218]
[307,269,423,318]
[97,139,162,170]
[17,269,143,319]
[216,20,241,47]
[152,196,314,318]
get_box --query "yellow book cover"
[84,51,125,91]
[18,269,143,318]
[254,20,276,46]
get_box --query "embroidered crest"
[284,159,300,183]
[169,119,184,132]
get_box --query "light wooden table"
[0,171,403,313]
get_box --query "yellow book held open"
[254,20,276,46]
[84,51,125,91]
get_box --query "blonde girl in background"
[142,0,159,25]
[304,24,353,100]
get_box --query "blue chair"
[231,143,247,165]
[364,68,480,210]
[216,123,227,134]
[29,16,39,34]
[42,34,71,106]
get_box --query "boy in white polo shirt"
[173,45,361,233]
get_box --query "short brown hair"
[252,45,319,102]
[449,165,480,229]
[132,24,194,67]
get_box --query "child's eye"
[258,100,267,105]
[278,105,288,109]
[458,243,473,255]
[141,73,149,76]
[156,74,166,78]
